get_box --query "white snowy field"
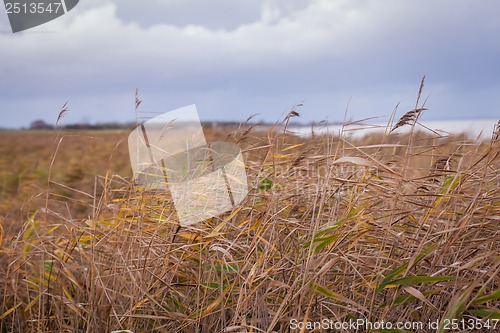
[288,119,499,140]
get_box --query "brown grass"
[0,113,499,332]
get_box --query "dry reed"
[1,99,499,332]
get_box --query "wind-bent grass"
[1,113,499,332]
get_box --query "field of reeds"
[1,103,499,332]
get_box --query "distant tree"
[30,120,54,130]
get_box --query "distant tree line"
[28,119,329,131]
[29,119,136,130]
[29,119,270,131]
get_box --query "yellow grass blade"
[0,302,22,319]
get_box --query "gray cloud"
[0,0,499,128]
[113,0,285,31]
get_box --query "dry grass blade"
[390,107,428,133]
[429,157,456,175]
[493,119,500,142]
[332,156,374,168]
[233,114,259,143]
[390,76,428,133]
[135,88,142,111]
[415,75,426,109]
[235,124,257,144]
[158,119,177,141]
[55,101,69,127]
[286,110,300,120]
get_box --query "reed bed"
[1,107,499,332]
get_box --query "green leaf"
[258,178,273,190]
[314,234,339,252]
[200,282,220,289]
[376,262,409,293]
[441,174,461,192]
[376,243,437,294]
[388,276,455,286]
[210,264,239,273]
[308,282,361,309]
[380,288,443,308]
[309,282,337,299]
[437,282,476,333]
[467,308,500,319]
[306,205,364,250]
[473,290,500,305]
[380,294,416,308]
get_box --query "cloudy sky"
[0,0,499,128]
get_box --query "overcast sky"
[1,0,499,128]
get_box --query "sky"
[0,0,499,128]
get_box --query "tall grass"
[1,109,499,332]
